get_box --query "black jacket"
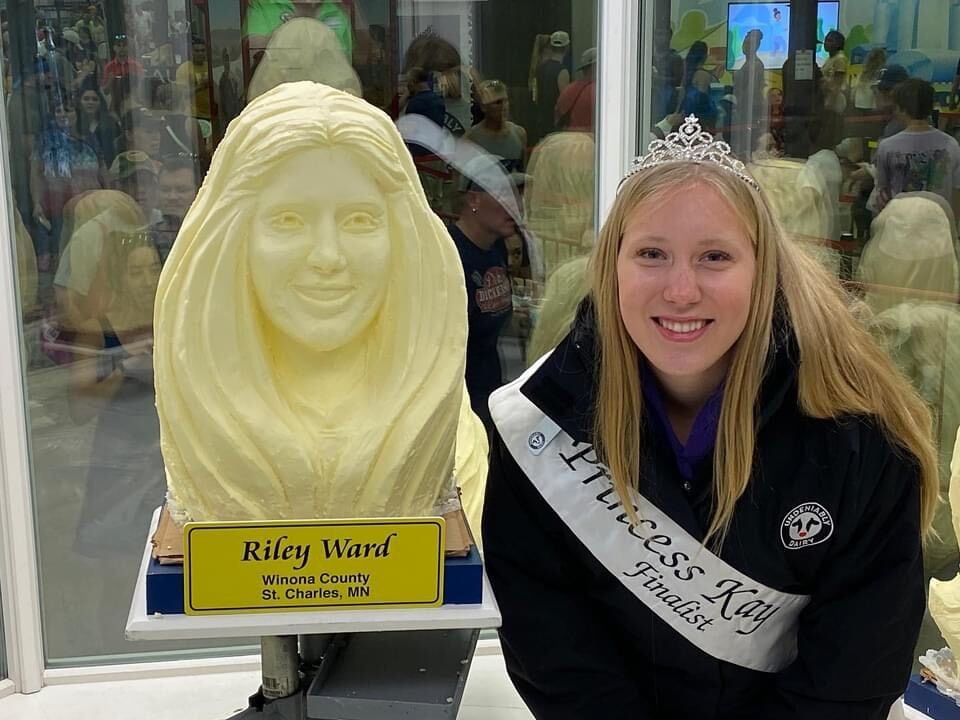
[482,306,924,719]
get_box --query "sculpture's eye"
[270,211,304,231]
[341,210,382,233]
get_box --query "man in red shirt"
[555,47,596,132]
[101,34,144,89]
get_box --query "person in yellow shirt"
[175,37,211,119]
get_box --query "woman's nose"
[662,264,701,305]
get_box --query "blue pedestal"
[905,674,960,719]
[146,546,484,616]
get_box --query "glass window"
[646,0,960,662]
[0,584,6,679]
[2,0,599,665]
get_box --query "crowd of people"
[1,0,598,653]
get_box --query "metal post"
[260,635,300,700]
[299,634,331,667]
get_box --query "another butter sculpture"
[247,18,361,102]
[155,81,487,526]
[931,427,960,658]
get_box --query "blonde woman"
[156,82,486,526]
[483,116,936,718]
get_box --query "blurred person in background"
[448,155,519,428]
[555,48,596,133]
[855,48,886,114]
[72,50,100,93]
[30,100,105,271]
[176,36,212,121]
[110,150,161,225]
[100,34,142,90]
[732,28,766,158]
[117,107,164,162]
[54,190,146,331]
[401,31,476,134]
[8,59,48,224]
[533,30,571,140]
[68,230,163,644]
[465,79,527,172]
[874,79,960,218]
[153,155,201,261]
[875,64,910,140]
[404,67,445,127]
[245,0,355,59]
[678,41,718,132]
[76,79,121,166]
[818,30,848,148]
[75,4,107,52]
[652,27,684,122]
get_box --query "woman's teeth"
[658,319,707,334]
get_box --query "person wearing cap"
[554,47,596,132]
[534,30,571,138]
[875,64,910,139]
[465,80,528,171]
[110,150,161,224]
[448,155,520,428]
[101,34,143,90]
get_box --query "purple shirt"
[641,364,723,481]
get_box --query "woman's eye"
[636,248,664,260]
[702,251,732,263]
[270,212,304,231]
[341,211,381,232]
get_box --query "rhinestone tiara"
[622,115,760,192]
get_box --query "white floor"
[0,653,534,720]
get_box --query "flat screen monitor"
[726,1,841,71]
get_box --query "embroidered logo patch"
[781,502,834,549]
[527,431,546,451]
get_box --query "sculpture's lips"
[292,284,354,302]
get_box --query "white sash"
[489,361,809,673]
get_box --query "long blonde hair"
[591,160,938,547]
[155,82,470,521]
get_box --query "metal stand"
[226,629,480,719]
[128,511,498,720]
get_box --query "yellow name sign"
[183,518,445,615]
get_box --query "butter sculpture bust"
[931,427,960,657]
[155,81,487,524]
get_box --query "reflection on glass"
[0,583,5,679]
[247,18,361,101]
[3,0,599,664]
[651,0,960,662]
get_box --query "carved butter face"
[250,148,391,350]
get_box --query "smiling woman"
[483,117,940,719]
